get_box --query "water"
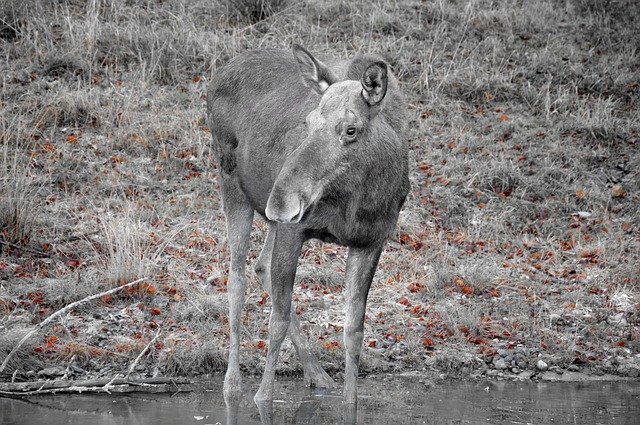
[1,375,638,424]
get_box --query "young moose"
[207,45,409,404]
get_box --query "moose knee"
[269,319,290,340]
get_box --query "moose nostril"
[265,192,304,223]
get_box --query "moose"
[206,45,409,405]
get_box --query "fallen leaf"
[46,335,58,348]
[398,296,411,306]
[407,282,425,293]
[611,184,625,198]
[150,307,162,316]
[323,340,341,350]
[66,134,78,144]
[498,113,509,122]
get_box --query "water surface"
[1,375,638,424]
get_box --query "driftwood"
[0,377,194,397]
[0,277,148,374]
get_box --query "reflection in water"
[0,375,639,425]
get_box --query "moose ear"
[361,61,388,106]
[293,44,337,94]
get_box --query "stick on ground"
[0,277,149,374]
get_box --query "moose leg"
[220,178,254,401]
[254,223,335,389]
[343,245,383,404]
[254,225,303,402]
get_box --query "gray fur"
[207,46,409,405]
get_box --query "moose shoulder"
[207,46,409,405]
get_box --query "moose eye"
[345,127,357,137]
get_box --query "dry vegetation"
[0,0,638,383]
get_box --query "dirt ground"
[1,0,638,385]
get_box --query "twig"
[125,328,161,379]
[0,238,53,258]
[0,377,193,397]
[0,277,148,374]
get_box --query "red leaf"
[150,307,162,316]
[407,282,425,293]
[398,297,411,306]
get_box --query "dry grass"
[0,0,638,381]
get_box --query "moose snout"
[265,188,306,223]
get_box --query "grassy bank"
[1,0,638,383]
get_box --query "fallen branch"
[126,328,161,379]
[0,377,193,397]
[0,277,148,374]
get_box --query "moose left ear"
[361,61,388,106]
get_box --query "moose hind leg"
[221,177,254,400]
[254,223,336,389]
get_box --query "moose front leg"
[254,225,304,403]
[255,223,336,389]
[343,245,383,404]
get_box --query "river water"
[1,375,638,424]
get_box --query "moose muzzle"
[265,187,306,223]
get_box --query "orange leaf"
[46,335,58,348]
[498,114,509,122]
[255,340,267,350]
[150,307,162,316]
[66,134,78,144]
[611,184,625,198]
[422,337,433,348]
[368,340,377,348]
[323,340,341,350]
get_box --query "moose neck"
[306,136,407,248]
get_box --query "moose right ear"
[293,45,337,94]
